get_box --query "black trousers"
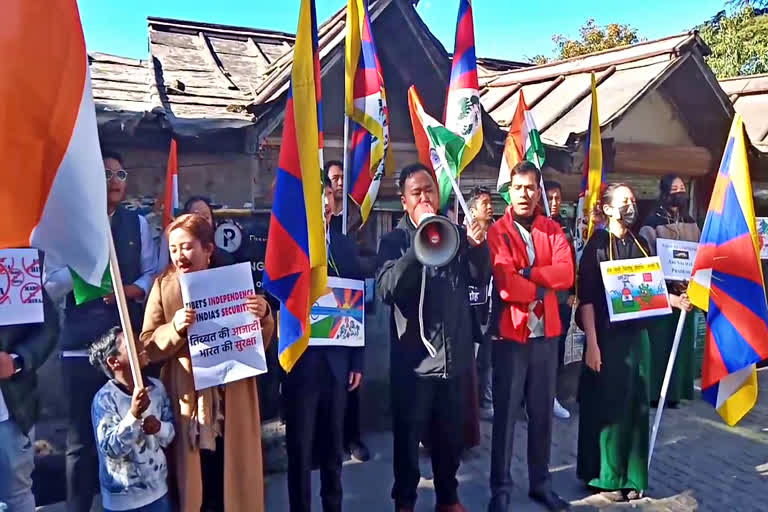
[391,371,466,508]
[63,357,108,512]
[200,437,225,512]
[476,337,493,408]
[284,359,348,512]
[344,388,362,446]
[490,338,558,502]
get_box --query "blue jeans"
[0,422,35,512]
[104,494,170,512]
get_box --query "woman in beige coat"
[141,214,274,512]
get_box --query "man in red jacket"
[487,161,574,512]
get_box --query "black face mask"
[618,204,637,227]
[668,192,689,211]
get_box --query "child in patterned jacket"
[89,327,175,512]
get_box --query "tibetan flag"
[0,0,109,288]
[264,0,327,373]
[444,0,483,175]
[574,73,605,265]
[687,114,768,426]
[408,86,465,212]
[345,0,392,225]
[496,90,546,205]
[158,138,179,271]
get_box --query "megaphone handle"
[418,266,438,358]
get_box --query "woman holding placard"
[639,175,700,408]
[576,183,652,501]
[141,214,274,512]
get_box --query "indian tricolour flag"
[0,0,110,292]
[408,86,466,212]
[496,90,546,206]
[157,138,180,271]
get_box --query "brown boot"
[435,504,467,512]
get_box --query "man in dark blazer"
[282,177,364,512]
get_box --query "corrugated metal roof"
[720,73,768,150]
[479,32,708,147]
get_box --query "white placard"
[309,277,365,347]
[179,262,267,390]
[655,238,699,281]
[0,249,44,326]
[757,218,768,260]
[599,256,673,323]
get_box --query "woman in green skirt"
[577,183,652,500]
[639,175,699,406]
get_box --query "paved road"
[265,369,768,511]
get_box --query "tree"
[528,19,641,64]
[698,7,768,78]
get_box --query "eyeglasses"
[105,169,128,182]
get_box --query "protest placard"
[309,277,365,347]
[599,256,672,323]
[656,238,699,281]
[179,262,267,390]
[0,248,44,326]
[757,218,768,259]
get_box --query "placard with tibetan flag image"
[309,277,364,347]
[687,114,768,426]
[0,0,110,290]
[496,90,546,205]
[444,0,483,174]
[264,0,328,373]
[408,86,465,212]
[574,73,605,264]
[345,0,392,225]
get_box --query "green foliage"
[698,7,768,78]
[529,19,641,64]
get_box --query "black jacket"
[377,215,491,378]
[290,229,365,384]
[0,290,59,433]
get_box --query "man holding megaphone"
[377,163,490,512]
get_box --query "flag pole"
[533,153,550,217]
[342,115,351,235]
[437,151,473,224]
[648,309,687,470]
[107,230,144,390]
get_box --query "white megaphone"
[413,213,460,267]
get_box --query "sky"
[79,0,727,62]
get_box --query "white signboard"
[0,249,44,326]
[656,238,699,281]
[179,262,267,390]
[757,218,768,260]
[599,256,672,323]
[309,277,365,347]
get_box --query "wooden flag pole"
[107,229,144,390]
[648,308,687,470]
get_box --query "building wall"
[602,89,694,146]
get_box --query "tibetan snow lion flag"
[0,0,110,289]
[687,114,768,426]
[345,0,392,225]
[444,0,483,175]
[263,0,328,372]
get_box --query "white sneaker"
[553,398,570,419]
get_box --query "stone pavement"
[265,369,768,512]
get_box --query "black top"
[577,229,650,333]
[642,204,695,229]
[377,215,491,378]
